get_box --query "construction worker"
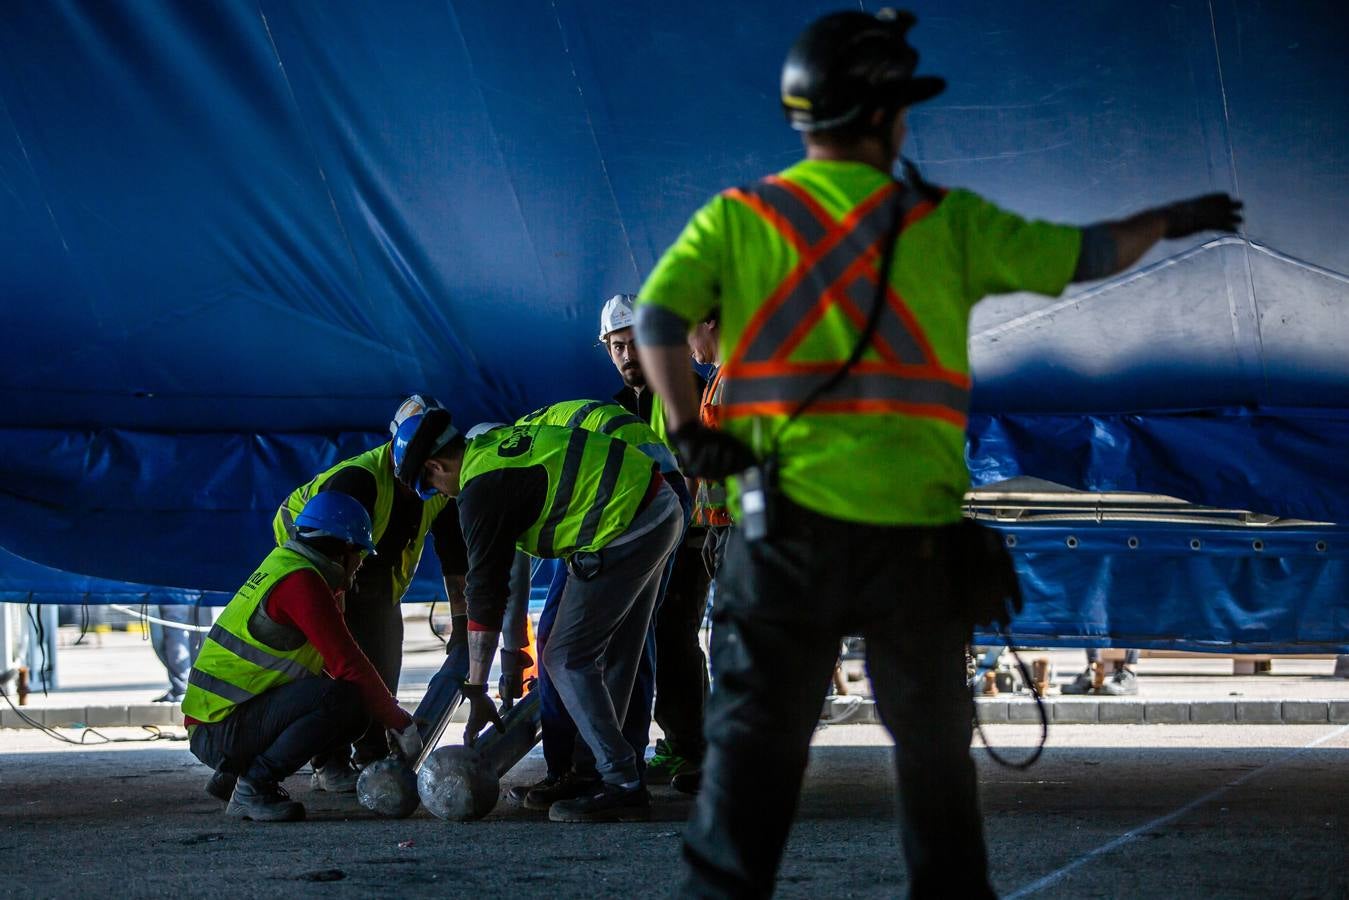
[393,409,683,822]
[687,311,732,566]
[272,394,467,784]
[505,400,684,810]
[183,492,422,822]
[634,9,1242,896]
[601,294,711,791]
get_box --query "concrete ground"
[4,622,1347,897]
[1,722,1345,898]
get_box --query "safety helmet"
[780,8,944,134]
[465,422,508,440]
[293,492,377,554]
[392,408,460,500]
[598,294,637,342]
[389,393,443,438]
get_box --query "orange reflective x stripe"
[718,176,971,428]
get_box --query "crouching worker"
[395,411,682,822]
[182,492,422,822]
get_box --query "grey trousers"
[544,494,683,786]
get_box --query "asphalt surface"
[2,723,1345,898]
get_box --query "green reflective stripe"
[565,400,608,428]
[598,413,645,435]
[206,625,315,682]
[575,437,629,549]
[188,668,254,705]
[536,428,588,558]
[724,371,969,413]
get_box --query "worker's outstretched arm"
[1073,193,1242,282]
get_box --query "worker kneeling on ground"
[182,492,422,822]
[395,409,682,822]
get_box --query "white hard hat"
[465,422,508,440]
[598,294,637,342]
[390,393,443,437]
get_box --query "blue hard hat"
[294,491,377,553]
[392,407,459,500]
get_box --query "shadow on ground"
[1,734,1346,897]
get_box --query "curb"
[819,697,1349,727]
[5,698,1349,731]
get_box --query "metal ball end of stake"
[356,756,420,819]
[417,745,499,821]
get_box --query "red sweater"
[186,569,411,731]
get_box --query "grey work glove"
[389,722,423,762]
[461,682,503,747]
[671,422,758,481]
[497,648,533,711]
[1162,193,1243,238]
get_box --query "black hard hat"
[781,8,945,133]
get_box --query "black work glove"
[497,648,533,711]
[671,422,758,481]
[446,613,468,652]
[461,682,503,747]
[1162,193,1243,239]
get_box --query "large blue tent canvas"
[1,1,1345,651]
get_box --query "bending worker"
[506,399,684,810]
[273,393,466,785]
[183,492,421,822]
[634,8,1242,896]
[394,409,682,823]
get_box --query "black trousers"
[654,528,711,763]
[680,498,994,899]
[190,677,368,783]
[342,570,404,764]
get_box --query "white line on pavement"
[1003,722,1349,899]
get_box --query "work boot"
[226,777,306,822]
[645,739,694,785]
[205,769,238,803]
[524,771,603,811]
[310,760,359,793]
[671,768,702,796]
[1060,667,1095,695]
[509,773,563,806]
[548,783,651,823]
[1099,668,1139,696]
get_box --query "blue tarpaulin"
[1,2,1346,650]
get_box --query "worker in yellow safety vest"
[395,409,683,823]
[634,9,1241,896]
[184,492,421,822]
[273,393,467,780]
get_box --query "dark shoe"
[509,773,563,806]
[549,783,651,823]
[1099,668,1139,696]
[1060,668,1095,695]
[671,769,701,795]
[226,777,306,822]
[205,769,238,803]
[310,760,359,793]
[524,771,602,811]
